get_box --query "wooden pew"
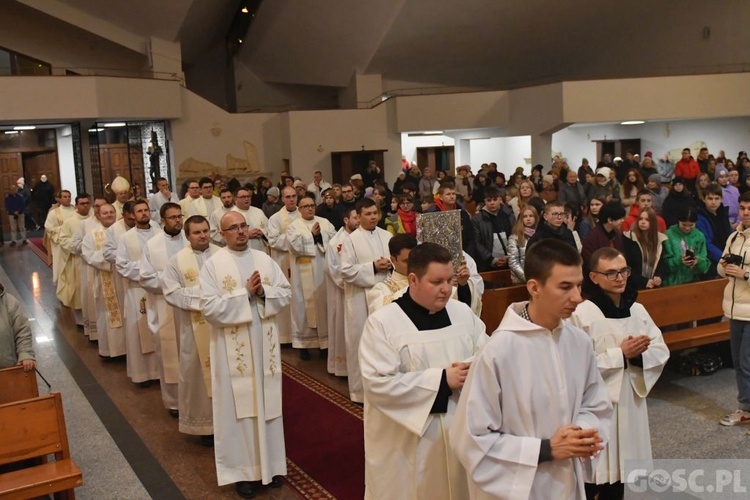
[478,278,729,352]
[0,366,39,405]
[479,269,513,288]
[0,393,83,499]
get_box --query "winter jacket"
[661,193,694,228]
[675,158,701,181]
[621,204,666,233]
[526,221,577,250]
[721,184,741,226]
[623,231,668,289]
[657,160,675,183]
[0,284,34,369]
[663,225,710,286]
[558,182,586,210]
[471,207,515,272]
[507,234,528,283]
[718,226,750,320]
[581,224,625,271]
[696,205,733,266]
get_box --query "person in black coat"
[471,186,516,272]
[661,177,694,228]
[526,201,577,249]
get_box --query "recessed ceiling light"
[103,122,126,128]
[621,120,645,125]
[13,125,36,131]
[241,6,249,13]
[88,128,104,133]
[423,131,444,135]
[4,131,19,135]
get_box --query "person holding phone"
[663,207,710,285]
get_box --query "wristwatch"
[744,271,749,281]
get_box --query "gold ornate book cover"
[416,210,462,271]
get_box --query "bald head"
[220,211,249,251]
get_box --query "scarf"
[523,226,536,238]
[398,209,417,236]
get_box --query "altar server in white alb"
[209,188,235,246]
[139,202,187,416]
[325,206,359,377]
[451,239,612,500]
[200,211,291,499]
[570,247,668,499]
[81,203,126,358]
[56,193,91,325]
[286,195,337,360]
[231,187,268,252]
[148,177,180,223]
[162,215,219,445]
[340,197,392,402]
[360,243,488,500]
[72,196,107,340]
[115,200,160,386]
[179,180,201,216]
[187,177,221,217]
[266,185,300,344]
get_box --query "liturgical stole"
[93,230,123,329]
[123,230,155,354]
[290,217,325,328]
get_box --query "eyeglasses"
[165,215,183,221]
[299,204,315,209]
[592,267,632,281]
[235,195,250,199]
[548,212,565,218]
[221,223,249,233]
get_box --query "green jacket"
[663,225,710,286]
[0,284,34,369]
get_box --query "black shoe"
[199,435,214,447]
[138,381,152,388]
[10,241,16,247]
[299,348,311,361]
[269,476,284,488]
[22,240,28,245]
[235,481,257,499]
[319,348,328,359]
[168,409,179,419]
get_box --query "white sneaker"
[720,409,750,426]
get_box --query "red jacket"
[621,203,666,232]
[675,158,700,180]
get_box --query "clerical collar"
[394,288,451,331]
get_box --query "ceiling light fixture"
[103,122,126,128]
[238,38,243,44]
[241,6,249,13]
[13,125,36,131]
[423,131,444,135]
[621,120,645,125]
[4,131,19,135]
[88,128,104,133]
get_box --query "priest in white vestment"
[287,195,336,358]
[340,198,392,402]
[360,243,488,500]
[148,177,180,223]
[81,204,126,358]
[115,200,160,385]
[187,177,221,217]
[139,202,187,414]
[163,215,218,442]
[450,239,612,500]
[103,201,136,336]
[72,197,107,339]
[325,207,359,376]
[111,176,131,221]
[56,193,91,324]
[231,187,268,253]
[200,211,291,498]
[209,188,235,246]
[266,186,300,344]
[44,190,76,285]
[570,248,668,497]
[179,180,201,216]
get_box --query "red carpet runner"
[28,237,51,267]
[282,362,364,499]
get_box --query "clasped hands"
[621,334,650,359]
[246,270,265,297]
[550,424,604,461]
[446,361,471,390]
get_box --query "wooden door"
[23,152,60,195]
[330,151,385,185]
[98,144,146,200]
[0,153,23,231]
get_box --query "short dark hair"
[590,247,625,272]
[543,201,565,213]
[355,197,377,214]
[61,190,71,196]
[219,187,233,196]
[199,177,213,187]
[132,199,149,212]
[407,242,452,278]
[160,201,181,219]
[740,191,750,204]
[122,200,135,214]
[184,215,209,235]
[636,189,653,201]
[437,181,456,195]
[298,195,315,206]
[682,148,691,153]
[484,186,502,200]
[388,234,418,257]
[156,177,168,184]
[599,202,626,223]
[342,206,358,221]
[703,184,722,198]
[75,192,90,204]
[524,239,582,284]
[677,207,698,223]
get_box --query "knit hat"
[267,187,280,198]
[596,167,612,178]
[672,176,685,185]
[613,156,622,162]
[715,166,729,180]
[350,174,363,181]
[648,174,661,184]
[293,179,305,188]
[645,151,653,158]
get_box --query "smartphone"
[685,249,695,260]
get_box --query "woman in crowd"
[508,179,539,218]
[623,208,667,289]
[579,195,606,240]
[530,165,544,192]
[581,201,627,269]
[620,168,645,207]
[740,174,750,195]
[692,173,711,207]
[386,194,418,237]
[661,177,694,228]
[663,207,710,286]
[315,188,341,229]
[472,173,490,204]
[539,175,558,203]
[507,206,539,284]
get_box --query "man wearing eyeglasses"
[230,187,268,252]
[139,202,187,417]
[149,177,180,222]
[286,195,337,360]
[179,179,202,216]
[571,247,668,499]
[186,177,221,218]
[526,201,578,249]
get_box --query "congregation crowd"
[3,144,750,499]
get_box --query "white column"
[531,133,553,172]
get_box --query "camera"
[725,253,744,266]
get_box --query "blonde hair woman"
[506,206,539,283]
[508,179,538,218]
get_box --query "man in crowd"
[646,174,667,214]
[56,193,91,325]
[209,187,235,246]
[419,167,437,202]
[188,177,220,217]
[340,197,392,402]
[5,185,27,246]
[200,210,291,498]
[139,202,187,417]
[287,195,337,360]
[231,187,268,252]
[115,200,160,386]
[571,248,669,498]
[675,147,700,192]
[307,170,332,205]
[179,179,201,216]
[111,176,131,220]
[149,177,180,222]
[697,184,733,277]
[266,186,300,344]
[621,190,666,232]
[527,201,578,249]
[44,189,76,285]
[81,203,125,359]
[451,239,612,499]
[360,242,488,499]
[472,186,514,272]
[163,215,219,446]
[325,206,359,377]
[333,183,357,224]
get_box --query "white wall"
[56,128,77,198]
[468,136,531,176]
[400,134,455,164]
[552,117,750,168]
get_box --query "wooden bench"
[479,278,729,352]
[0,393,83,499]
[0,366,39,405]
[479,269,513,288]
